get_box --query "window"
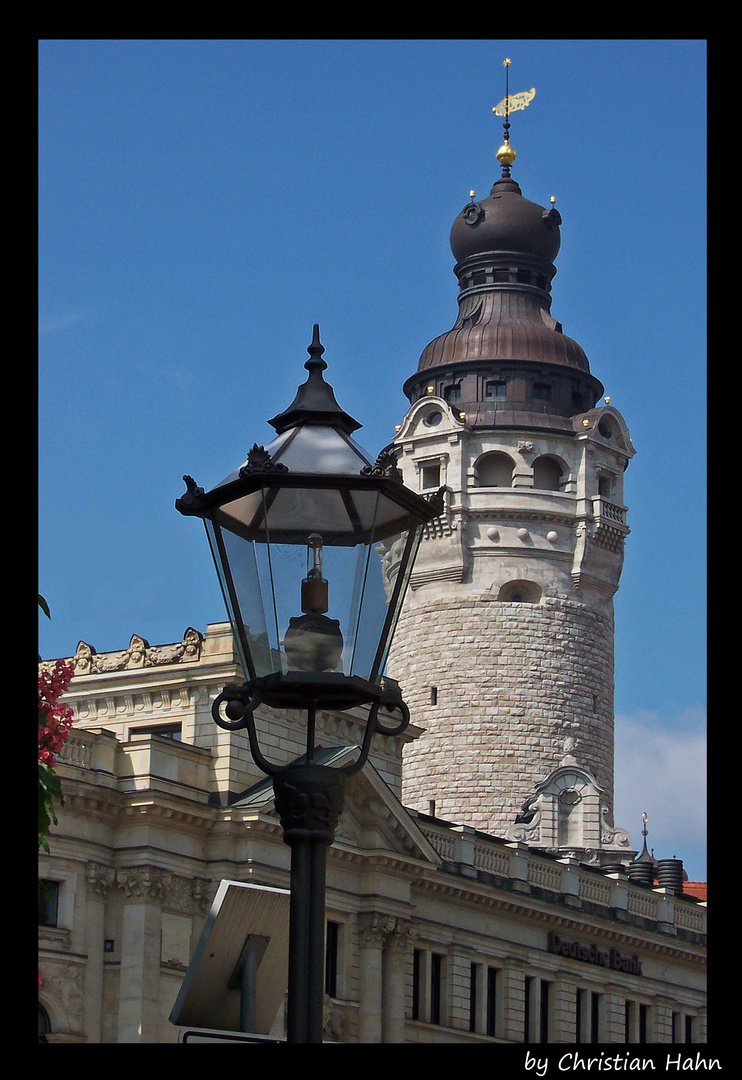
[325,920,339,997]
[476,451,514,487]
[533,382,552,401]
[525,976,551,1042]
[577,988,604,1042]
[412,948,446,1026]
[412,948,422,1021]
[38,1005,51,1043]
[558,790,582,846]
[133,723,182,740]
[486,966,499,1037]
[672,1012,695,1043]
[430,952,444,1025]
[485,379,507,400]
[625,1000,651,1043]
[38,880,59,928]
[469,964,478,1032]
[498,580,542,604]
[421,463,441,490]
[532,455,563,491]
[443,384,461,402]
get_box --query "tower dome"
[450,175,562,266]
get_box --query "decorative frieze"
[68,627,204,675]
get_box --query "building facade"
[38,624,706,1044]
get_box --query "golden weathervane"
[492,59,535,174]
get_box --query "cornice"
[407,864,705,964]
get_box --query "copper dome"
[450,177,561,265]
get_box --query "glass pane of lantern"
[204,517,275,680]
[266,424,374,476]
[204,475,428,687]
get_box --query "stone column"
[116,867,165,1043]
[357,913,394,1043]
[500,964,527,1043]
[84,862,115,1042]
[383,919,413,1043]
[553,977,577,1043]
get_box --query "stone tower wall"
[388,590,615,837]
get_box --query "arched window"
[476,451,514,487]
[38,1004,51,1043]
[497,580,542,604]
[532,455,563,491]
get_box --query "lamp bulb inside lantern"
[283,533,344,672]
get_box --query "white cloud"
[613,705,707,879]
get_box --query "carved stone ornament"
[71,627,204,674]
[239,443,289,477]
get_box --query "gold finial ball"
[496,142,517,166]
[550,196,557,205]
[469,190,476,200]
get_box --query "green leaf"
[38,594,51,619]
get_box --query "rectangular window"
[533,382,552,401]
[430,686,438,705]
[486,966,498,1037]
[443,384,461,402]
[38,880,59,927]
[132,723,182,741]
[412,948,422,1020]
[421,463,441,490]
[469,963,478,1033]
[576,988,586,1043]
[591,991,602,1042]
[325,920,339,997]
[430,952,443,1024]
[540,980,551,1043]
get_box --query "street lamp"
[176,325,442,1042]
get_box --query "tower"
[388,65,635,860]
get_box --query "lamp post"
[176,326,442,1043]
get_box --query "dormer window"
[485,379,507,400]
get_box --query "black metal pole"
[273,761,344,1043]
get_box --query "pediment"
[230,746,441,866]
[395,395,465,441]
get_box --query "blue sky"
[38,40,707,879]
